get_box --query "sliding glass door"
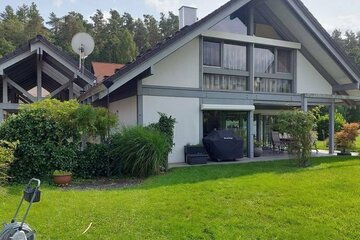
[203,111,248,156]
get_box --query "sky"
[1,0,360,33]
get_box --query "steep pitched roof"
[92,62,125,83]
[0,35,95,81]
[92,0,360,100]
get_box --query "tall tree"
[143,14,162,47]
[133,18,149,52]
[159,12,179,38]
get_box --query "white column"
[329,101,335,154]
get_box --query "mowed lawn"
[1,157,360,239]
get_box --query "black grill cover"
[203,130,244,161]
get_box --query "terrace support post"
[301,94,308,112]
[69,74,75,100]
[36,48,43,101]
[249,110,255,158]
[329,101,335,154]
[2,76,8,103]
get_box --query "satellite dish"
[71,32,95,58]
[71,32,95,74]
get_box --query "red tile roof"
[91,62,125,83]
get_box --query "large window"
[224,43,247,71]
[204,74,248,91]
[277,49,292,73]
[203,41,221,67]
[254,46,275,73]
[210,14,248,35]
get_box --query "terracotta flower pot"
[53,174,72,186]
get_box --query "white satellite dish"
[71,32,95,73]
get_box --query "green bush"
[277,110,316,167]
[0,99,117,182]
[110,127,170,178]
[75,143,111,178]
[0,141,17,185]
[147,113,176,170]
[314,110,346,140]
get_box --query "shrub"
[0,141,17,185]
[110,126,170,178]
[75,143,111,178]
[147,113,176,169]
[315,112,346,140]
[0,99,117,182]
[277,110,316,167]
[335,123,360,153]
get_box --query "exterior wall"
[142,38,200,88]
[143,95,200,163]
[109,96,137,127]
[296,51,333,94]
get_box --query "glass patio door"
[203,111,248,156]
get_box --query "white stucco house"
[81,0,360,163]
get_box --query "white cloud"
[335,15,360,32]
[145,0,180,13]
[53,0,63,7]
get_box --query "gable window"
[277,49,292,73]
[224,43,247,71]
[210,15,248,35]
[203,41,221,67]
[254,46,275,74]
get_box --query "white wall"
[143,96,200,163]
[142,38,200,88]
[109,96,137,127]
[297,51,333,95]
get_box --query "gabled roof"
[88,0,360,101]
[0,35,95,81]
[92,62,125,83]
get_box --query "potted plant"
[53,170,72,186]
[254,140,263,157]
[335,123,360,156]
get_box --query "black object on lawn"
[203,130,244,162]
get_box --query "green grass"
[1,157,360,239]
[316,135,360,152]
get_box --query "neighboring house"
[91,62,125,84]
[0,35,95,121]
[81,0,360,163]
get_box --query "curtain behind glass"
[254,47,275,73]
[203,41,221,66]
[224,44,247,71]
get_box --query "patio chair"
[271,131,284,151]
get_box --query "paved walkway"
[169,150,358,169]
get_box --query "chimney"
[179,6,197,30]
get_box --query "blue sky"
[1,0,360,33]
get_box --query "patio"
[169,149,358,169]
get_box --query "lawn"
[1,157,360,239]
[316,135,360,152]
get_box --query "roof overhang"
[84,0,360,101]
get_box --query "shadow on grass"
[138,156,359,190]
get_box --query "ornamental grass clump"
[335,123,360,154]
[110,126,170,178]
